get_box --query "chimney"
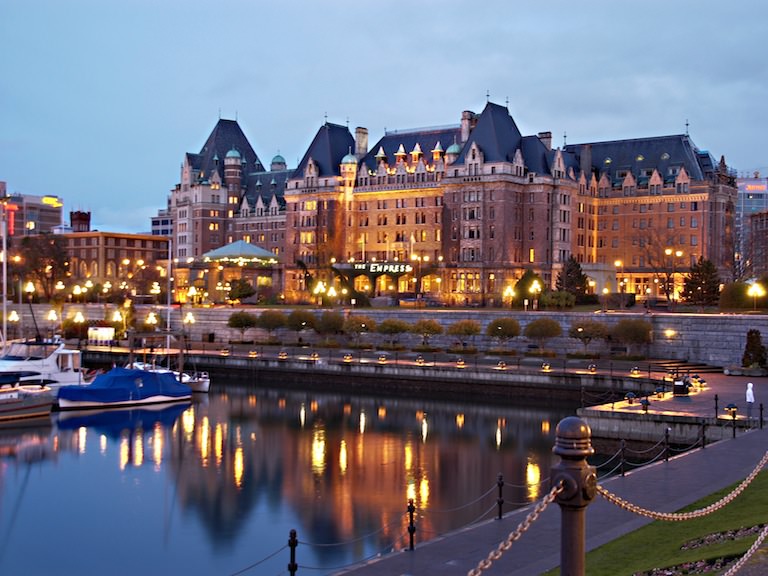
[460,110,475,143]
[579,144,592,178]
[355,127,368,159]
[538,131,552,151]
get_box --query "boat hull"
[57,395,191,410]
[0,387,55,422]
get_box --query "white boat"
[0,338,95,390]
[0,385,55,422]
[127,360,210,393]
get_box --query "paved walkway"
[338,371,768,575]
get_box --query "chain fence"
[466,481,564,576]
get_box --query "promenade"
[338,371,767,575]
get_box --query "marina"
[0,378,576,576]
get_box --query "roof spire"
[505,96,509,109]
[685,118,689,136]
[324,111,328,125]
[563,131,567,146]
[486,89,490,103]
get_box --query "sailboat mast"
[165,238,172,357]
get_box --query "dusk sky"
[2,0,767,233]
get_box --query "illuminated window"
[529,248,535,263]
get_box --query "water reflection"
[0,385,576,575]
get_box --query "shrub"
[523,318,562,351]
[742,329,767,368]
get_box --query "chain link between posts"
[596,450,768,522]
[466,481,563,576]
[721,523,768,576]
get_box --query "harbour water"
[0,380,577,576]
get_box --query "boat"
[0,338,94,389]
[57,367,192,410]
[126,360,210,393]
[0,385,55,422]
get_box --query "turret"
[224,147,242,191]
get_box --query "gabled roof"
[188,119,264,182]
[360,126,461,172]
[294,123,354,178]
[565,135,709,181]
[456,102,523,164]
[201,240,279,263]
[244,168,293,209]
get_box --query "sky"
[2,0,767,233]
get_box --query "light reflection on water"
[0,383,576,576]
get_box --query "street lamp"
[112,310,124,339]
[747,283,765,311]
[183,311,195,350]
[664,248,683,310]
[8,310,19,339]
[47,309,57,338]
[530,280,541,311]
[614,260,624,308]
[74,311,85,348]
[504,285,515,308]
[725,403,738,438]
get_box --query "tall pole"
[1,203,7,352]
[165,239,172,359]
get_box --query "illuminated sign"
[42,196,64,207]
[745,184,767,191]
[351,262,414,274]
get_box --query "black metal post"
[407,498,416,551]
[287,529,298,576]
[620,439,626,476]
[664,428,670,462]
[551,416,597,576]
[714,394,719,419]
[496,473,504,520]
[761,403,764,430]
[732,411,737,439]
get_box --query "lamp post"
[47,309,57,339]
[183,311,195,351]
[614,260,624,309]
[504,285,515,308]
[112,310,124,340]
[725,403,738,438]
[530,280,541,311]
[602,287,609,313]
[747,283,765,311]
[24,281,37,339]
[74,311,85,349]
[8,310,19,340]
[664,248,683,311]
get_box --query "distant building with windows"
[0,181,64,238]
[735,176,768,278]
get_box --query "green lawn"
[544,471,768,575]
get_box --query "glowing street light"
[664,248,684,310]
[747,283,765,311]
[530,280,541,311]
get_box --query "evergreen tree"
[228,278,256,302]
[742,329,767,368]
[555,256,589,298]
[682,257,720,306]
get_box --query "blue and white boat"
[57,367,192,410]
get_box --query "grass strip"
[543,470,767,575]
